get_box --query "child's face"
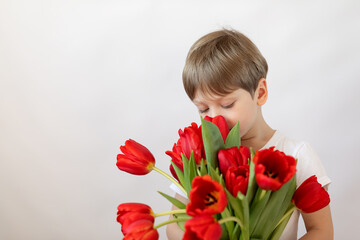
[193,88,260,138]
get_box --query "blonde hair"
[183,29,268,100]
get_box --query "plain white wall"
[1,0,359,239]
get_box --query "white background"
[1,0,359,239]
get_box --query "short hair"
[182,29,268,100]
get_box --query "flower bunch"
[115,116,330,240]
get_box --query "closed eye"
[199,108,209,113]
[222,102,235,109]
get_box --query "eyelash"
[223,102,235,109]
[198,102,234,113]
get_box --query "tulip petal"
[119,212,154,234]
[186,175,227,217]
[224,122,241,148]
[166,122,205,179]
[292,175,330,213]
[117,155,153,175]
[117,202,152,215]
[253,147,296,191]
[117,139,155,176]
[184,215,222,240]
[121,139,155,164]
[123,219,158,240]
[225,165,249,196]
[204,115,230,142]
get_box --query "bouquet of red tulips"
[116,116,330,240]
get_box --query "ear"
[256,78,268,106]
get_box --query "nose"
[207,108,222,118]
[205,110,231,128]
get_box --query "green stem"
[152,166,187,196]
[275,206,296,229]
[218,216,244,229]
[154,217,190,229]
[220,216,250,240]
[258,189,267,202]
[154,209,186,217]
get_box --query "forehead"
[193,89,221,102]
[193,88,242,104]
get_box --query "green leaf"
[171,162,185,189]
[232,224,241,240]
[225,122,241,148]
[209,165,222,183]
[221,207,234,240]
[246,150,257,205]
[199,158,208,176]
[201,117,225,176]
[157,191,186,209]
[187,152,198,188]
[173,213,190,231]
[225,190,243,226]
[249,188,271,235]
[224,189,250,239]
[251,175,297,239]
[182,153,190,194]
[181,151,199,195]
[225,189,240,217]
[219,175,226,189]
[268,203,295,240]
[220,224,230,240]
[236,192,250,240]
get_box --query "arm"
[166,193,189,240]
[299,205,333,240]
[294,143,333,239]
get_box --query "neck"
[241,111,275,151]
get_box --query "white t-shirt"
[262,131,331,240]
[170,130,331,240]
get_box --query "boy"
[166,29,333,239]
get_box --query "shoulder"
[268,132,331,188]
[265,131,305,157]
[294,141,331,188]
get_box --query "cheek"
[230,104,258,132]
[225,117,238,129]
[221,112,243,130]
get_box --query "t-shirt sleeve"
[170,183,188,198]
[295,142,331,188]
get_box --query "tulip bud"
[117,139,155,175]
[204,115,230,142]
[292,175,330,213]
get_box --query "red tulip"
[204,115,229,142]
[218,146,250,177]
[253,147,296,191]
[118,212,155,235]
[166,140,184,181]
[186,175,227,216]
[117,139,155,175]
[123,219,159,240]
[178,122,204,164]
[117,203,154,234]
[117,203,153,218]
[183,215,222,240]
[166,122,205,179]
[292,175,330,213]
[225,165,249,197]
